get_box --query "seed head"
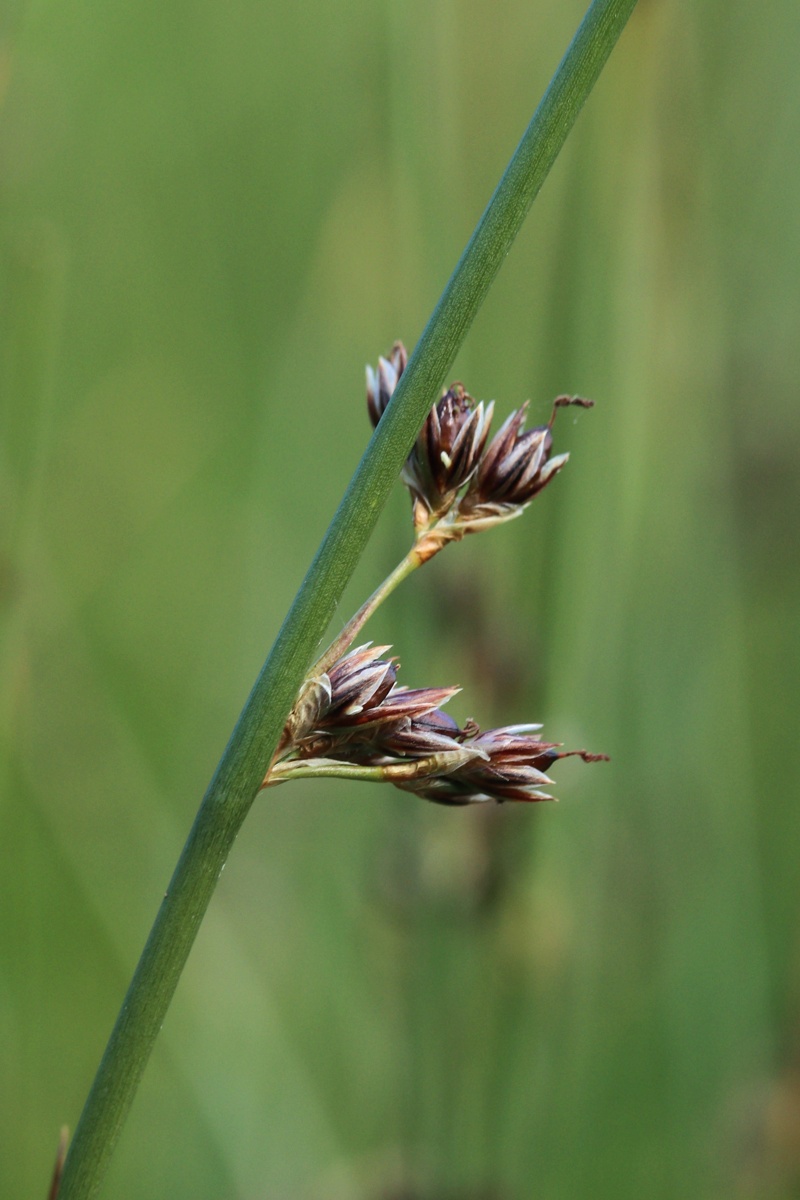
[367,342,594,542]
[288,643,461,761]
[278,652,607,805]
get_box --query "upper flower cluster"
[366,340,593,542]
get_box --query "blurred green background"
[2,1,799,1196]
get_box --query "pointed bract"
[325,643,397,717]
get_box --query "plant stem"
[267,749,479,786]
[268,759,391,784]
[56,2,639,1196]
[312,506,476,679]
[313,546,422,675]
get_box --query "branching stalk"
[266,748,480,787]
[313,547,422,676]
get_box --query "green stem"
[269,759,391,784]
[57,2,639,1196]
[313,503,476,680]
[267,749,479,786]
[313,546,422,675]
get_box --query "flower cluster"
[266,343,607,807]
[273,644,607,805]
[366,340,593,542]
[396,723,608,806]
[287,643,462,763]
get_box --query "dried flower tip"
[549,394,594,425]
[554,748,610,764]
[366,341,408,426]
[279,673,332,748]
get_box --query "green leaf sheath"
[57,1,639,1196]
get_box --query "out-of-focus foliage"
[2,1,799,1197]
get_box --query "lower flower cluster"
[271,644,607,805]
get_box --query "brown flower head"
[367,341,495,532]
[376,704,467,759]
[459,395,594,529]
[396,722,608,806]
[289,643,461,761]
[406,384,494,528]
[322,643,397,723]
